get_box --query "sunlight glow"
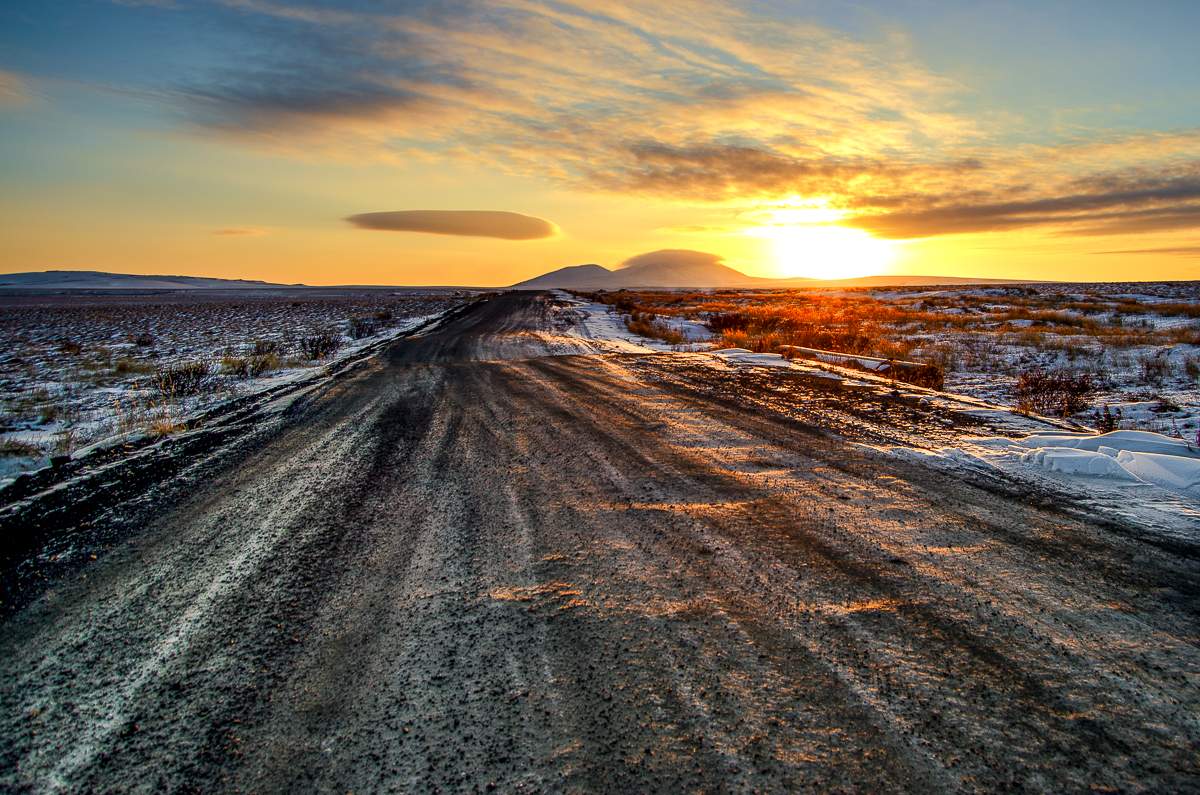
[746,223,896,280]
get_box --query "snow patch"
[711,349,794,369]
[1020,447,1140,480]
[1114,450,1200,494]
[870,428,1200,544]
[1014,429,1200,460]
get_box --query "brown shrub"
[1014,368,1098,416]
[348,316,378,339]
[1138,352,1171,386]
[221,352,280,379]
[114,357,155,375]
[252,339,282,356]
[155,360,215,397]
[299,330,342,359]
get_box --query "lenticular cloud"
[346,210,557,240]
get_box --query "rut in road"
[1,293,1197,792]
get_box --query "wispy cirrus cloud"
[345,210,557,240]
[157,2,969,169]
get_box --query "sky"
[1,0,1198,286]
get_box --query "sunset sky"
[1,0,1198,285]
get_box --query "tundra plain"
[0,290,1197,792]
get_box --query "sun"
[751,224,896,280]
[739,198,896,280]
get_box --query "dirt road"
[2,293,1197,792]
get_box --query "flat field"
[578,280,1200,438]
[0,288,466,480]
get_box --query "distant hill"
[513,250,778,289]
[513,263,615,289]
[511,251,1030,290]
[0,270,296,290]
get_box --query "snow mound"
[1015,430,1200,459]
[1115,450,1200,494]
[1009,430,1200,497]
[1020,447,1140,481]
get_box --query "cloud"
[845,166,1200,239]
[102,1,1200,241]
[619,249,724,270]
[594,141,983,202]
[212,227,269,236]
[156,2,969,172]
[345,210,557,240]
[0,71,28,105]
[1091,246,1200,258]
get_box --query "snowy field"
[870,429,1200,541]
[553,288,1200,536]
[0,288,467,481]
[563,282,1200,440]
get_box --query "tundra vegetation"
[578,281,1199,433]
[0,290,462,475]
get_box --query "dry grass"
[625,312,685,345]
[220,352,281,379]
[114,357,155,375]
[298,330,342,359]
[0,438,39,458]
[578,287,1198,363]
[155,360,216,398]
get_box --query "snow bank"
[1014,429,1200,459]
[987,429,1200,497]
[710,349,795,369]
[873,428,1199,545]
[1115,450,1200,494]
[1020,447,1140,481]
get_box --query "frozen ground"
[860,282,1199,439]
[565,282,1200,440]
[3,292,1197,792]
[867,431,1200,545]
[557,293,1199,541]
[0,288,468,482]
[551,294,712,353]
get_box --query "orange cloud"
[345,210,557,240]
[212,227,269,236]
[140,1,1200,242]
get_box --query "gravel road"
[2,292,1197,792]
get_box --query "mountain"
[616,250,772,288]
[512,250,1030,290]
[512,250,776,289]
[0,270,296,290]
[512,263,615,289]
